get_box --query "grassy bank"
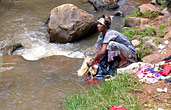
[121,22,170,59]
[64,74,143,110]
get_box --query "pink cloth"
[136,64,159,84]
[109,105,128,110]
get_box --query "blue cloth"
[91,56,119,79]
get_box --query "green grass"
[64,74,142,110]
[142,11,160,19]
[126,9,160,19]
[136,48,154,59]
[121,27,156,59]
[121,27,156,40]
[153,38,161,46]
[157,24,167,38]
[121,28,140,40]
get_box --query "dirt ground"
[132,79,171,110]
[134,33,171,109]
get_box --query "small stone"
[158,44,165,50]
[131,40,140,46]
[164,40,169,45]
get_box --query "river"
[0,0,151,110]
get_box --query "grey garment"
[107,41,134,59]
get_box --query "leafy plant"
[142,28,156,37]
[153,38,161,46]
[126,9,160,19]
[121,27,156,40]
[157,24,167,37]
[136,48,154,59]
[121,28,141,40]
[142,11,160,19]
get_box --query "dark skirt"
[94,56,120,79]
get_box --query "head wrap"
[97,15,112,29]
[97,18,105,26]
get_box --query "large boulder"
[124,17,150,27]
[139,4,160,13]
[88,0,119,11]
[142,48,171,63]
[48,4,97,43]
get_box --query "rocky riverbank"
[122,1,171,109]
[65,1,171,110]
[124,0,171,63]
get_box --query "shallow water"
[0,0,151,110]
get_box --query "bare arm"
[87,43,108,67]
[93,43,108,62]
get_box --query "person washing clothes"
[87,15,137,77]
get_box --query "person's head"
[97,15,112,32]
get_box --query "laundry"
[109,105,128,110]
[77,56,98,77]
[85,78,98,83]
[159,64,171,76]
[117,62,148,74]
[136,56,171,84]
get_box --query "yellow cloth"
[77,56,98,77]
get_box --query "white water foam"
[14,40,85,61]
[2,22,86,61]
[0,67,14,72]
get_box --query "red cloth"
[85,78,98,83]
[109,105,128,110]
[159,64,171,76]
[165,59,171,62]
[93,58,101,65]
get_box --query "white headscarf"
[97,16,113,27]
[97,18,105,26]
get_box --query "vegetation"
[127,9,160,19]
[64,1,170,110]
[136,48,154,59]
[157,24,167,37]
[65,74,143,110]
[160,0,171,8]
[153,38,161,46]
[121,27,156,40]
[121,27,156,59]
[142,11,160,19]
[121,21,169,59]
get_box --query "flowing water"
[0,0,151,110]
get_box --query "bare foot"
[119,60,127,67]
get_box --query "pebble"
[158,44,165,50]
